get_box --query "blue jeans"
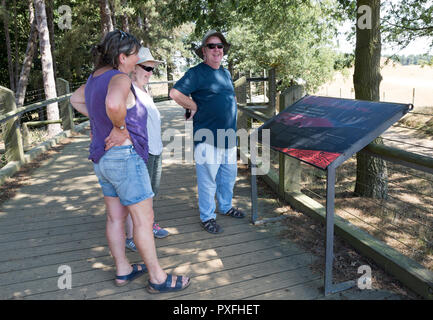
[93,145,154,206]
[194,143,237,222]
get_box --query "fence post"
[56,78,74,131]
[412,88,415,105]
[0,86,25,163]
[277,85,304,197]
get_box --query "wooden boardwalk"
[0,101,405,300]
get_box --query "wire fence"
[298,155,433,270]
[316,85,433,108]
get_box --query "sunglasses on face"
[137,65,155,72]
[205,43,224,49]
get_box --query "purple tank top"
[84,69,149,163]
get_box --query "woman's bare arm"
[70,85,89,117]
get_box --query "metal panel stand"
[324,165,356,295]
[251,163,258,224]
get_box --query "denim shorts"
[93,145,154,206]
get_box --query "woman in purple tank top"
[70,30,190,293]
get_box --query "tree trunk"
[45,0,57,83]
[15,0,38,107]
[137,14,143,29]
[2,0,15,92]
[13,0,19,87]
[99,0,114,35]
[34,0,61,137]
[353,0,388,199]
[167,59,174,95]
[121,0,129,32]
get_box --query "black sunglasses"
[137,65,155,72]
[205,43,224,49]
[119,30,128,40]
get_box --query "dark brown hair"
[91,30,140,71]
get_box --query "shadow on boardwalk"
[0,101,406,300]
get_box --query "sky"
[336,29,433,56]
[335,3,433,56]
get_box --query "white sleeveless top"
[132,84,163,156]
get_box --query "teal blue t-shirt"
[173,62,237,148]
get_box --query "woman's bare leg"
[104,196,143,283]
[128,198,189,287]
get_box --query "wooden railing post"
[22,122,32,150]
[167,61,174,97]
[277,85,305,197]
[235,75,250,131]
[56,78,74,131]
[0,86,25,163]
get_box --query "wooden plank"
[5,239,307,299]
[0,193,198,220]
[67,252,313,300]
[168,265,318,300]
[364,143,433,172]
[0,233,281,287]
[0,215,250,263]
[244,278,323,300]
[0,221,257,274]
[0,205,200,232]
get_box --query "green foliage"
[335,0,433,55]
[161,0,340,92]
[382,0,433,51]
[0,0,34,90]
[229,0,338,91]
[334,52,355,70]
[54,0,101,85]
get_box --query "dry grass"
[399,107,433,136]
[0,127,50,169]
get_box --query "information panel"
[257,95,411,169]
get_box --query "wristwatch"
[117,125,125,130]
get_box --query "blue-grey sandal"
[115,264,147,287]
[146,274,191,294]
[224,207,245,218]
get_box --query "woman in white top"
[125,47,169,251]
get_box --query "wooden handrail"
[238,104,269,123]
[0,93,72,124]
